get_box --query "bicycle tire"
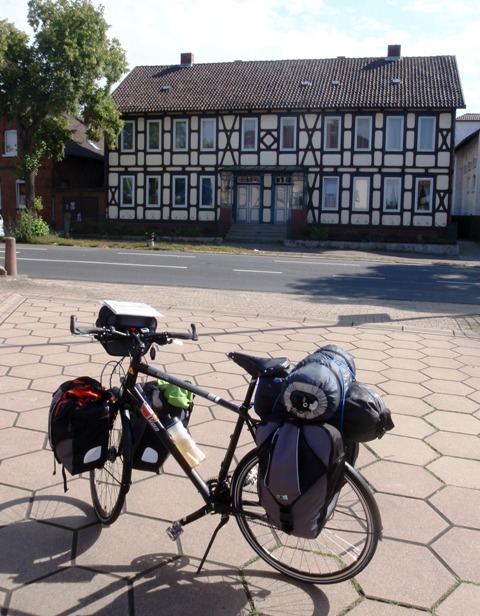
[231,449,382,584]
[90,407,132,524]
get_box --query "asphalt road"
[3,243,480,305]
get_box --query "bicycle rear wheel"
[90,407,132,524]
[231,449,382,584]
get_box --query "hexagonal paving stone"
[0,520,73,589]
[0,450,65,491]
[429,486,480,529]
[0,426,45,458]
[382,394,434,417]
[436,582,480,616]
[428,457,480,490]
[0,485,33,525]
[348,599,427,615]
[375,493,449,543]
[8,567,130,615]
[432,527,480,582]
[0,375,31,394]
[0,389,53,412]
[367,434,438,466]
[31,483,99,528]
[426,411,480,435]
[361,461,443,498]
[356,538,456,609]
[423,392,478,414]
[426,431,480,460]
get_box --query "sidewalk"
[0,271,479,615]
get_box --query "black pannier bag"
[279,345,356,421]
[256,419,345,539]
[131,380,194,472]
[328,381,395,443]
[96,305,158,357]
[49,377,111,488]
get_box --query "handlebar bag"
[48,377,111,488]
[96,305,157,356]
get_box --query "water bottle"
[166,416,205,468]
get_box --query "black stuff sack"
[279,345,356,421]
[253,360,294,420]
[131,380,194,472]
[256,420,345,539]
[328,381,394,443]
[49,377,111,488]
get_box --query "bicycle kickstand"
[196,514,229,574]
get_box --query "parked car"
[0,214,5,238]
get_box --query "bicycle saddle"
[228,352,291,378]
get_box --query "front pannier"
[48,377,111,486]
[131,380,194,472]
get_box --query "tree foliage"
[0,0,128,208]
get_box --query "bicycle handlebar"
[70,315,198,345]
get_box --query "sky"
[1,0,479,114]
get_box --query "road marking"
[16,257,187,269]
[436,280,478,286]
[233,269,283,274]
[117,252,195,259]
[332,275,385,280]
[275,259,362,267]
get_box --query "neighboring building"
[452,126,480,239]
[109,45,465,243]
[455,113,480,146]
[0,116,105,232]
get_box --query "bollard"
[4,237,17,276]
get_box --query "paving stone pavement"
[1,265,480,615]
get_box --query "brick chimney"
[180,52,194,67]
[387,45,401,60]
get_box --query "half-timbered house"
[108,45,465,243]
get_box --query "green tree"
[0,0,128,210]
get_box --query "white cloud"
[1,0,479,111]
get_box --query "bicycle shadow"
[0,494,336,616]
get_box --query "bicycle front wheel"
[90,407,132,525]
[231,449,382,584]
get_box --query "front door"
[237,177,261,222]
[274,184,292,223]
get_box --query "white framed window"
[16,180,27,209]
[200,175,215,208]
[352,177,370,211]
[121,121,135,152]
[417,116,436,152]
[146,176,161,207]
[173,175,188,207]
[173,119,188,151]
[280,117,297,151]
[4,130,18,156]
[200,118,216,151]
[241,118,258,151]
[383,177,402,211]
[147,120,161,151]
[385,116,404,151]
[415,178,433,213]
[120,175,135,207]
[324,116,341,151]
[354,116,372,151]
[322,177,340,210]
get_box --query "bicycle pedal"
[166,521,183,541]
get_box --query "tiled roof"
[66,117,104,159]
[456,113,480,121]
[112,55,465,114]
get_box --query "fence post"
[5,237,17,276]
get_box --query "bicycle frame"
[120,347,260,523]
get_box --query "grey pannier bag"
[256,419,345,539]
